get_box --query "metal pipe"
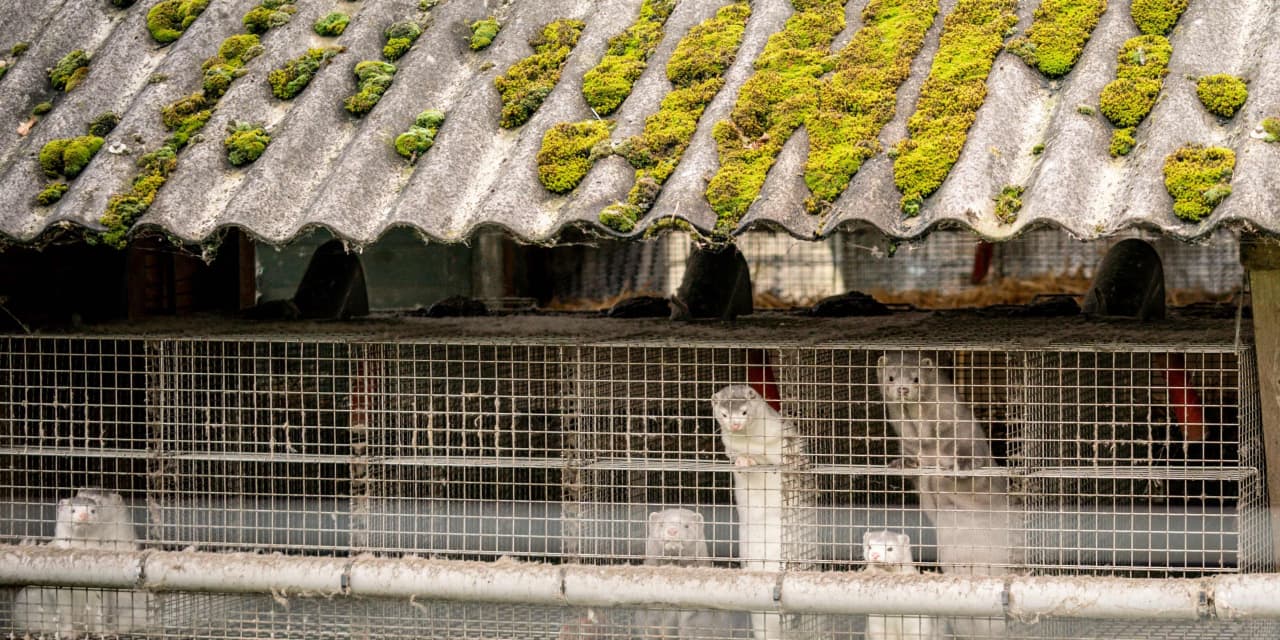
[1,547,1274,620]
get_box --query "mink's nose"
[666,527,679,538]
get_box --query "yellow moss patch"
[224,122,270,166]
[1109,126,1135,156]
[993,184,1024,224]
[469,17,501,51]
[599,1,750,234]
[1163,144,1233,222]
[1195,74,1247,118]
[494,19,585,129]
[705,0,847,232]
[805,0,938,215]
[1006,0,1107,78]
[536,120,614,194]
[147,0,210,44]
[1097,35,1170,152]
[893,0,1018,215]
[395,109,446,163]
[344,60,397,116]
[269,47,344,100]
[39,136,104,179]
[49,50,90,91]
[1129,0,1187,36]
[581,0,677,116]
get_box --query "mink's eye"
[912,377,919,384]
[888,376,894,382]
[887,546,894,552]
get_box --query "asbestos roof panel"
[0,0,1276,247]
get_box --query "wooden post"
[1240,236,1280,568]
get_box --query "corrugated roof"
[0,0,1276,247]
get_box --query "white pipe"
[4,545,1279,621]
[1008,576,1205,620]
[1212,574,1280,619]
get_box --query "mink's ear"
[897,533,910,546]
[745,386,758,398]
[692,511,703,524]
[57,498,69,508]
[919,356,933,368]
[862,530,873,544]
[876,355,887,367]
[650,512,661,524]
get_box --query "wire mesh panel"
[0,330,1269,639]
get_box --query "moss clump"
[314,12,350,37]
[1130,0,1188,36]
[805,0,939,216]
[394,109,446,162]
[1163,144,1234,222]
[704,0,846,229]
[11,42,28,57]
[469,17,501,51]
[200,34,263,99]
[160,92,207,129]
[39,135,104,179]
[1195,74,1247,118]
[494,19,586,129]
[147,0,210,44]
[600,1,749,233]
[243,0,297,34]
[383,20,423,61]
[581,0,676,116]
[1109,126,1135,156]
[224,122,270,167]
[88,112,120,137]
[536,120,613,194]
[344,60,397,116]
[31,102,53,116]
[49,49,90,91]
[1098,35,1170,129]
[1261,117,1280,143]
[1006,0,1107,77]
[111,0,138,7]
[893,0,1018,214]
[1031,143,1045,155]
[36,182,69,206]
[269,47,344,100]
[993,185,1024,224]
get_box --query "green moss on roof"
[269,47,344,100]
[581,0,676,116]
[494,19,586,129]
[10,42,28,57]
[314,12,351,37]
[536,120,613,194]
[469,17,502,51]
[1262,117,1280,143]
[1099,35,1170,144]
[49,50,90,91]
[394,109,446,162]
[1163,144,1233,222]
[244,0,297,35]
[35,182,68,206]
[147,0,210,44]
[383,20,423,61]
[1109,126,1135,156]
[1129,0,1188,36]
[88,112,120,137]
[1006,0,1107,78]
[1195,74,1247,118]
[704,0,846,232]
[805,0,938,216]
[993,184,1024,224]
[892,0,1018,215]
[224,122,271,166]
[39,135,104,179]
[600,1,749,234]
[31,102,52,116]
[344,60,397,116]
[110,0,137,7]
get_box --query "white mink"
[645,508,711,567]
[711,385,787,640]
[17,490,153,638]
[861,530,944,640]
[876,353,1012,639]
[52,489,138,550]
[711,385,787,467]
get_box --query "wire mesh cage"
[0,329,1269,639]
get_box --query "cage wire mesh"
[0,332,1270,639]
[545,228,1242,310]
